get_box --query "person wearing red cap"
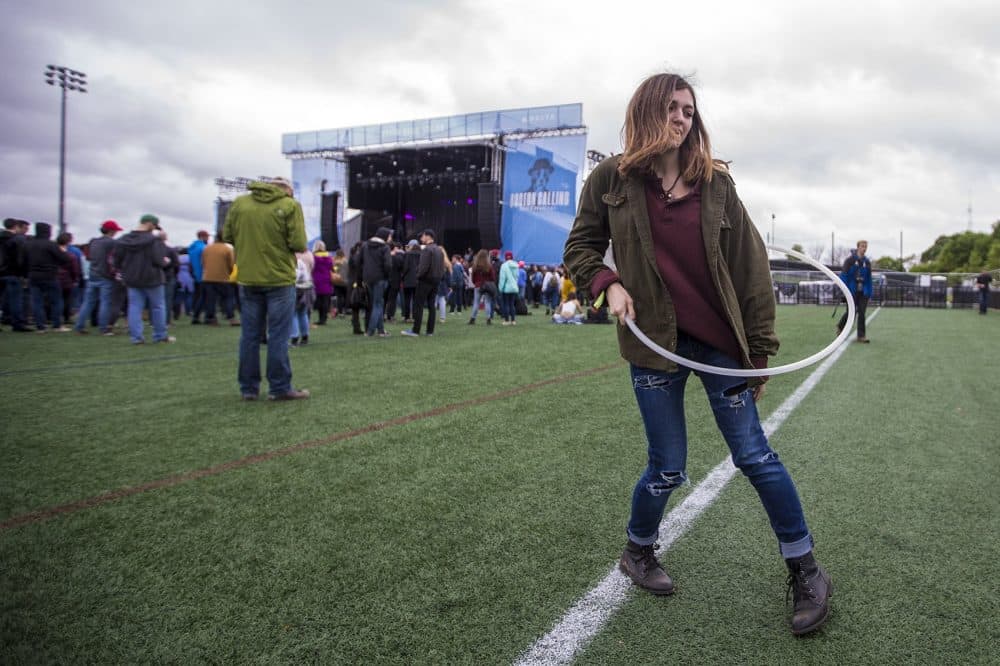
[73,220,123,335]
[497,251,520,325]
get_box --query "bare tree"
[807,243,827,261]
[832,245,853,265]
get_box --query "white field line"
[514,308,881,666]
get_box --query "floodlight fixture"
[44,65,88,234]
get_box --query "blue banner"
[500,133,586,266]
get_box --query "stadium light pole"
[44,65,87,235]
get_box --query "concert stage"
[280,104,588,264]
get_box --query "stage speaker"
[320,192,340,250]
[477,182,501,249]
[215,200,232,239]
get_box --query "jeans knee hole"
[646,470,686,496]
[634,375,671,391]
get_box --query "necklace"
[662,171,682,201]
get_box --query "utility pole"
[831,232,835,265]
[44,65,87,235]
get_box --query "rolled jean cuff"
[626,529,658,547]
[779,533,814,559]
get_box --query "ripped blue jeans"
[628,334,812,559]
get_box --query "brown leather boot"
[619,541,674,595]
[785,551,832,635]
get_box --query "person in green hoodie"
[564,73,830,635]
[223,177,310,401]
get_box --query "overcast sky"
[2,0,998,263]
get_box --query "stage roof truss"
[283,103,584,156]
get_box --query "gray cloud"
[1,0,997,258]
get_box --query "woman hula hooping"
[563,72,831,636]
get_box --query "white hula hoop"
[622,244,856,377]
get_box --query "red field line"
[1,362,621,531]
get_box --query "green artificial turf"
[1,305,997,664]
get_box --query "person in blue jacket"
[837,240,872,342]
[188,230,209,324]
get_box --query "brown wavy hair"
[617,73,719,183]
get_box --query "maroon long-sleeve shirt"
[590,177,755,366]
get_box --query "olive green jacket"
[563,156,778,385]
[222,182,307,287]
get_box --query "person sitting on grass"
[552,291,584,324]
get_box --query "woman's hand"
[606,282,635,321]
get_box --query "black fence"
[772,272,997,310]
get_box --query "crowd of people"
[0,215,249,342]
[335,229,603,337]
[1,201,606,350]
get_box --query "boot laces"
[786,563,817,605]
[635,543,662,574]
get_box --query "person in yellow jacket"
[200,236,238,325]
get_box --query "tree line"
[785,220,1000,273]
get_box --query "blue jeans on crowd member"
[2,276,27,329]
[366,279,387,335]
[469,287,493,320]
[290,305,310,340]
[545,287,560,311]
[979,286,989,314]
[238,285,295,397]
[127,285,168,343]
[30,279,63,330]
[74,277,115,333]
[500,292,517,322]
[627,334,812,559]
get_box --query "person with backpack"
[837,240,872,342]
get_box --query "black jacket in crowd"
[0,230,28,278]
[114,231,168,288]
[359,238,391,286]
[389,250,404,289]
[417,241,445,285]
[25,225,70,282]
[402,248,421,289]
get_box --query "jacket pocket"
[601,192,626,207]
